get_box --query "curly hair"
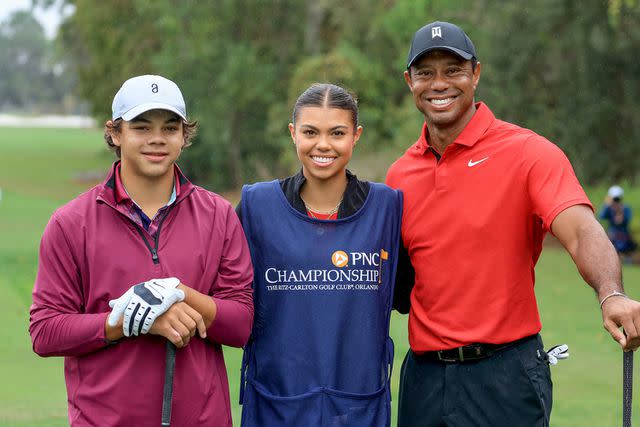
[103,116,198,158]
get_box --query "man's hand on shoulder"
[601,294,640,351]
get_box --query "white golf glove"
[546,344,569,365]
[107,277,185,337]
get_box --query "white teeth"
[312,156,334,163]
[430,98,453,105]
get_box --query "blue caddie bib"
[239,180,402,427]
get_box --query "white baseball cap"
[111,75,187,121]
[608,185,624,199]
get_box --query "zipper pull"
[151,248,159,264]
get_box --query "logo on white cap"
[112,75,187,121]
[431,26,442,39]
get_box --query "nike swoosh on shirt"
[467,157,489,167]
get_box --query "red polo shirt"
[386,103,592,352]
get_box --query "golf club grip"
[623,350,633,427]
[162,341,177,427]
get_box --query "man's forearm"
[569,222,622,300]
[552,205,622,299]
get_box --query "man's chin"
[424,113,458,128]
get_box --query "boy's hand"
[107,277,185,337]
[149,302,206,348]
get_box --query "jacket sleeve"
[207,204,254,347]
[29,214,110,357]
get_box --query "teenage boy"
[29,75,254,427]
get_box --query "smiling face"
[405,49,481,132]
[289,106,362,185]
[110,109,184,183]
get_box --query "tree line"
[0,9,81,114]
[34,0,640,188]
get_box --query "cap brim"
[118,102,186,121]
[407,46,474,68]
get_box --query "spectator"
[600,185,637,262]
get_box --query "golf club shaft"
[623,350,633,427]
[162,341,177,427]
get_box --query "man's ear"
[404,70,413,90]
[472,61,482,90]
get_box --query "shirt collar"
[292,169,357,193]
[417,102,495,154]
[114,162,180,206]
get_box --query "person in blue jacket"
[600,185,637,261]
[237,83,403,426]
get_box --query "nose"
[316,135,331,150]
[430,71,449,91]
[148,128,166,144]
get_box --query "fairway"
[1,127,639,426]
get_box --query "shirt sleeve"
[207,203,254,347]
[522,136,593,232]
[29,213,110,357]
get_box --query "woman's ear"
[288,123,296,144]
[353,125,363,146]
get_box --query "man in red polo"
[387,21,640,426]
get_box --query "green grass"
[1,126,639,426]
[0,127,109,427]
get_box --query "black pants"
[398,334,552,427]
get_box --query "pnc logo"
[331,250,349,268]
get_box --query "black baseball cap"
[407,21,477,69]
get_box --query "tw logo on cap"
[431,26,442,39]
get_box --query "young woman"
[238,83,402,426]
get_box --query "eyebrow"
[299,124,349,131]
[414,60,463,69]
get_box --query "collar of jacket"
[282,169,368,218]
[96,161,194,209]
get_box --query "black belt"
[415,336,533,363]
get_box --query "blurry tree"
[142,0,311,188]
[57,0,159,120]
[475,0,640,183]
[42,0,640,187]
[54,0,310,188]
[0,9,77,113]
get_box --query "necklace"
[301,196,343,218]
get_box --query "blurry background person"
[600,185,637,263]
